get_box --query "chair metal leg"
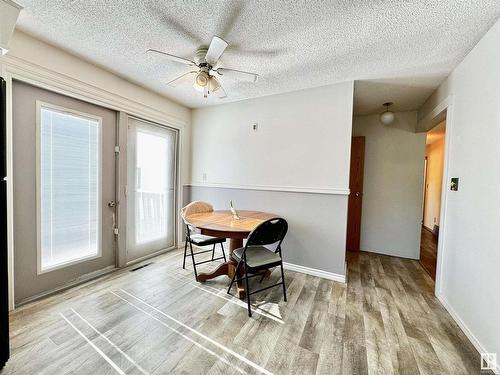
[259,272,267,283]
[221,242,227,262]
[279,261,287,302]
[189,242,198,281]
[211,243,216,261]
[227,259,242,294]
[182,239,188,269]
[244,265,252,317]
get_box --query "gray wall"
[186,186,348,276]
[352,111,426,259]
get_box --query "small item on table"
[230,200,240,220]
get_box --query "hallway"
[419,226,438,280]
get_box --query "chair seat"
[189,233,226,246]
[232,246,281,269]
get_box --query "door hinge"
[114,227,119,235]
[114,146,120,154]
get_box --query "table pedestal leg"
[227,238,246,299]
[196,238,246,299]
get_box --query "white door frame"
[124,115,180,266]
[419,95,455,297]
[1,57,187,310]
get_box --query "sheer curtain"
[127,117,177,261]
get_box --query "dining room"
[2,1,500,374]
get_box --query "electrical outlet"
[202,173,207,182]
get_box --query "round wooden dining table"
[184,210,279,299]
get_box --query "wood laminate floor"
[1,248,488,375]
[419,226,438,280]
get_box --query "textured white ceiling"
[354,76,442,116]
[15,0,500,109]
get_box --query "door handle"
[107,200,117,208]
[355,192,361,197]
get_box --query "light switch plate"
[450,177,459,191]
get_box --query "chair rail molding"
[186,181,350,195]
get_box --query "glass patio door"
[127,117,177,262]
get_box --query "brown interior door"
[346,136,365,252]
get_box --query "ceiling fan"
[147,36,259,99]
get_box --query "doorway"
[12,81,118,305]
[420,120,446,279]
[346,136,365,252]
[126,117,178,263]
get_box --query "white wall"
[189,82,354,277]
[352,112,426,259]
[191,82,353,191]
[419,19,500,371]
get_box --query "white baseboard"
[437,293,500,374]
[188,242,346,283]
[187,244,347,283]
[283,262,346,283]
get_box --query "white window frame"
[125,115,179,264]
[36,100,103,274]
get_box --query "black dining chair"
[181,201,227,281]
[227,217,288,317]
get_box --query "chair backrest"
[181,201,214,235]
[181,201,214,223]
[246,218,288,247]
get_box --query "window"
[127,117,177,261]
[38,103,101,272]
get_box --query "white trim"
[2,55,187,129]
[283,262,346,283]
[1,0,23,10]
[434,97,453,298]
[125,116,179,263]
[437,293,500,374]
[417,96,450,132]
[2,67,15,311]
[186,181,350,195]
[35,101,104,275]
[15,265,116,307]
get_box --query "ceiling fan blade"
[147,49,197,66]
[166,71,198,87]
[218,84,228,99]
[216,67,258,83]
[205,36,228,65]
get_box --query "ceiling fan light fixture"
[208,76,221,92]
[194,71,209,87]
[193,81,204,92]
[149,35,258,100]
[379,102,395,125]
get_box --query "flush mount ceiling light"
[379,102,395,125]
